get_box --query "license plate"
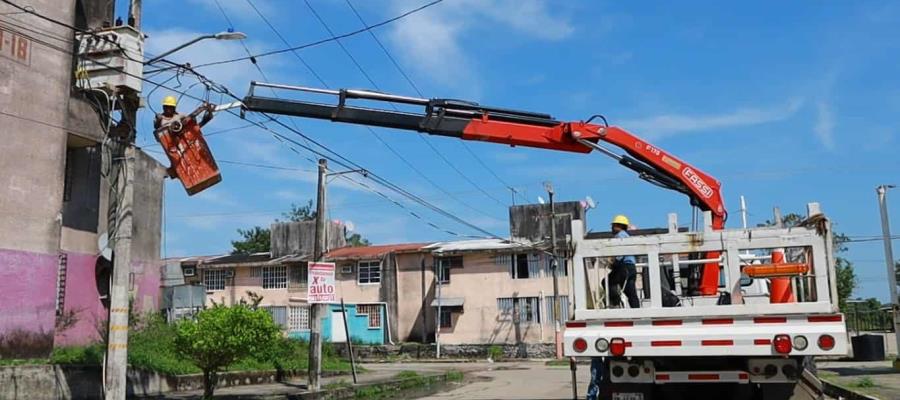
[612,393,644,400]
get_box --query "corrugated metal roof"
[325,243,430,260]
[202,252,272,267]
[423,239,534,254]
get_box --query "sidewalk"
[153,362,486,399]
[817,360,900,400]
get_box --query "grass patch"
[324,379,353,390]
[488,345,503,360]
[850,377,876,388]
[50,344,105,365]
[445,370,464,382]
[545,359,569,367]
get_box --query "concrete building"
[0,0,165,356]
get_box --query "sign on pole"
[308,262,336,303]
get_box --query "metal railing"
[845,309,894,333]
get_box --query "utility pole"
[104,1,141,398]
[309,159,327,391]
[876,184,899,365]
[545,181,562,359]
[435,258,442,358]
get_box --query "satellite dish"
[97,232,112,261]
[585,196,596,209]
[537,196,546,205]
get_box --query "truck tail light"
[610,338,627,356]
[573,338,588,353]
[792,335,808,350]
[773,334,792,354]
[595,338,609,352]
[818,334,835,350]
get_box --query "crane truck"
[155,82,848,399]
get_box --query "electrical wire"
[5,9,523,242]
[244,0,505,222]
[188,0,445,70]
[302,0,508,208]
[344,0,523,204]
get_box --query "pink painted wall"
[0,248,163,347]
[0,249,57,336]
[53,252,105,346]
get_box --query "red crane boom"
[241,82,727,295]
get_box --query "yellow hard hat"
[162,96,178,107]
[611,215,630,226]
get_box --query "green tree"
[345,232,370,247]
[175,303,281,398]
[760,213,857,309]
[281,200,316,222]
[231,226,271,255]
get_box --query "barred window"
[288,305,310,331]
[497,296,540,323]
[544,295,570,323]
[436,256,462,284]
[262,265,288,289]
[358,261,381,284]
[288,264,307,291]
[262,306,287,328]
[203,269,227,291]
[356,304,382,328]
[439,308,453,328]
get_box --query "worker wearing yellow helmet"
[608,214,640,309]
[153,95,214,131]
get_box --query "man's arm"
[199,103,215,127]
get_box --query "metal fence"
[845,309,894,333]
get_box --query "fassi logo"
[682,168,714,199]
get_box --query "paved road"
[416,362,592,400]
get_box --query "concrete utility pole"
[105,2,141,398]
[545,181,562,359]
[876,185,900,363]
[309,159,327,391]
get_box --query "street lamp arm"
[144,35,214,65]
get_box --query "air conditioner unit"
[224,270,235,278]
[341,266,353,274]
[183,266,196,277]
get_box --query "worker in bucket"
[608,215,640,309]
[153,95,214,131]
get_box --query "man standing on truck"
[609,215,640,308]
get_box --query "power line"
[7,9,508,241]
[303,0,507,207]
[244,0,505,221]
[188,0,445,70]
[344,0,522,203]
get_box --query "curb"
[821,380,881,400]
[198,372,457,400]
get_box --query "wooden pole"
[340,298,358,383]
[309,159,327,391]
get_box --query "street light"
[144,31,247,65]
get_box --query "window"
[288,264,307,290]
[262,306,287,328]
[288,305,310,331]
[61,144,101,232]
[439,308,453,329]
[249,267,262,278]
[511,253,542,279]
[544,295,570,323]
[497,297,541,323]
[358,261,381,284]
[436,256,461,284]
[356,304,382,328]
[203,269,227,291]
[262,265,288,289]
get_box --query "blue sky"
[131,1,898,301]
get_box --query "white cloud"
[620,98,805,141]
[387,0,574,90]
[814,101,835,150]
